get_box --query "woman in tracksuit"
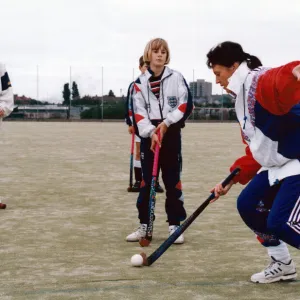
[126,38,193,243]
[207,41,300,284]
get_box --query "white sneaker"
[169,225,184,244]
[251,256,297,283]
[126,224,147,242]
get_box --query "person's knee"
[237,192,252,218]
[135,152,141,160]
[135,143,141,160]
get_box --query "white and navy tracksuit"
[125,82,134,127]
[131,66,193,225]
[125,82,141,143]
[0,64,14,117]
[228,61,300,249]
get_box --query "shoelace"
[265,261,282,275]
[137,226,147,233]
[265,261,276,272]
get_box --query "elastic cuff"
[149,129,156,138]
[164,119,171,127]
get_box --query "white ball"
[131,254,143,267]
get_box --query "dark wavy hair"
[206,41,262,70]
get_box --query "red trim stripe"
[256,236,264,244]
[135,114,144,123]
[134,83,141,92]
[175,181,182,190]
[150,81,160,86]
[178,103,187,113]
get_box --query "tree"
[80,101,125,119]
[72,81,80,100]
[221,94,234,108]
[108,90,115,97]
[62,83,71,105]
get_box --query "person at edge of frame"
[127,38,193,243]
[207,41,300,284]
[125,56,164,193]
[0,63,14,209]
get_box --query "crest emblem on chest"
[167,96,178,108]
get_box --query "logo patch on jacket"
[242,130,251,142]
[167,96,178,108]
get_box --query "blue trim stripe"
[182,77,193,121]
[254,102,300,159]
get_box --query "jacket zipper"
[147,73,172,121]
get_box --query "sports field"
[0,122,299,300]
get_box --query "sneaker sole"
[173,238,184,244]
[173,241,184,244]
[251,272,297,284]
[126,236,146,242]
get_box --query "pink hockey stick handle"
[152,131,160,177]
[130,132,135,155]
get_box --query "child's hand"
[128,126,135,134]
[150,133,161,152]
[155,122,168,140]
[0,108,5,117]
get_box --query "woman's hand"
[292,64,300,81]
[210,180,234,203]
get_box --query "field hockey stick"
[127,132,135,192]
[140,167,240,265]
[139,131,161,247]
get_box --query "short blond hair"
[143,38,170,65]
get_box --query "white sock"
[134,160,141,168]
[267,241,291,264]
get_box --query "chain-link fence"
[7,64,237,121]
[189,107,237,121]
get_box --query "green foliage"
[221,94,234,108]
[194,95,234,108]
[108,90,115,97]
[62,83,71,105]
[14,99,50,105]
[80,101,125,119]
[70,95,124,106]
[72,81,80,100]
[228,109,237,120]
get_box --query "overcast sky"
[1,0,300,103]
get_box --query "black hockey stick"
[140,167,240,266]
[127,133,135,192]
[139,132,161,247]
